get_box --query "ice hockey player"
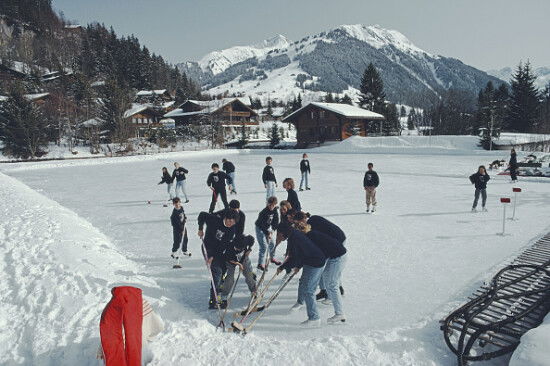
[295,221,347,324]
[292,211,346,301]
[222,158,237,194]
[158,167,174,201]
[262,156,277,202]
[222,234,257,298]
[509,148,518,182]
[363,162,380,213]
[255,196,280,271]
[299,153,311,191]
[170,197,189,260]
[283,178,302,212]
[172,162,189,203]
[276,223,326,327]
[469,165,490,213]
[279,200,293,226]
[197,210,239,309]
[207,163,230,213]
[215,199,245,237]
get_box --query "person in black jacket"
[197,210,238,309]
[509,148,518,182]
[215,199,245,237]
[170,197,189,260]
[207,163,229,213]
[299,153,311,191]
[255,196,280,270]
[222,158,237,194]
[469,165,490,212]
[283,178,302,212]
[363,163,380,213]
[277,223,326,327]
[221,234,257,297]
[295,222,347,324]
[262,156,277,202]
[158,167,174,200]
[172,162,189,203]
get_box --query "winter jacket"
[158,171,173,185]
[281,229,326,270]
[224,235,254,263]
[223,161,235,173]
[510,153,518,167]
[170,207,186,230]
[215,208,246,237]
[255,207,279,236]
[207,171,229,191]
[308,215,346,244]
[300,159,311,173]
[172,167,189,182]
[306,230,347,259]
[363,170,379,188]
[198,212,236,258]
[469,172,490,190]
[262,165,277,184]
[286,189,301,212]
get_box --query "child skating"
[222,158,237,194]
[158,167,174,201]
[172,162,189,203]
[255,196,280,271]
[170,197,189,268]
[469,165,490,212]
[363,163,379,213]
[283,178,301,212]
[207,163,230,213]
[299,153,311,191]
[262,156,277,202]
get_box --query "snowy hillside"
[179,24,504,105]
[487,66,550,90]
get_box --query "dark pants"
[209,257,226,302]
[172,227,188,252]
[209,188,228,213]
[510,165,518,181]
[473,188,487,208]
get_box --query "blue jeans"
[175,180,188,201]
[299,172,309,189]
[256,225,275,266]
[228,172,236,191]
[265,181,275,201]
[297,264,325,320]
[319,240,345,290]
[323,254,346,315]
[166,183,174,199]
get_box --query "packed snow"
[1,138,550,365]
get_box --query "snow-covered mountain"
[178,24,504,106]
[487,66,550,91]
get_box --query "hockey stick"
[218,265,242,331]
[200,240,224,329]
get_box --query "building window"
[310,111,314,119]
[320,110,325,119]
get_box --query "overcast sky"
[53,0,549,71]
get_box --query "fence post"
[498,197,511,236]
[510,188,522,221]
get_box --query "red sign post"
[510,188,522,221]
[498,197,511,236]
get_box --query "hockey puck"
[163,204,168,207]
[147,200,151,204]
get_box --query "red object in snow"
[500,197,511,203]
[513,187,522,193]
[100,286,143,366]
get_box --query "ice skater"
[283,178,301,212]
[262,156,277,202]
[170,198,189,265]
[172,162,189,203]
[222,234,257,298]
[509,148,518,182]
[215,199,245,237]
[207,163,229,213]
[255,196,280,271]
[363,163,379,213]
[469,165,490,213]
[158,167,174,201]
[299,153,311,191]
[222,158,237,194]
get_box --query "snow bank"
[510,314,550,366]
[0,172,155,365]
[314,135,482,154]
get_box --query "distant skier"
[262,156,277,202]
[299,153,311,191]
[469,165,490,213]
[170,197,189,267]
[172,162,189,203]
[255,196,280,271]
[207,163,229,213]
[222,234,257,298]
[509,148,518,182]
[215,199,245,237]
[197,210,239,309]
[283,178,301,212]
[158,167,174,201]
[222,158,237,194]
[363,163,380,213]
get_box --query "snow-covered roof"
[25,93,50,101]
[124,104,149,118]
[80,118,102,127]
[91,80,105,87]
[185,97,251,109]
[163,109,206,118]
[136,89,167,96]
[283,102,385,121]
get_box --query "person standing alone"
[363,163,380,213]
[469,165,490,213]
[509,148,518,182]
[262,156,277,202]
[207,163,229,213]
[222,158,237,194]
[172,162,189,203]
[299,153,311,191]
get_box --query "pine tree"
[538,83,550,133]
[269,122,280,148]
[358,63,386,114]
[400,105,407,117]
[325,93,334,103]
[98,80,131,144]
[341,94,353,105]
[407,109,416,130]
[507,61,540,132]
[0,84,49,159]
[382,103,400,135]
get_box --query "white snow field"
[1,137,549,365]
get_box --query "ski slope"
[1,143,550,365]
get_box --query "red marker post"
[510,187,522,221]
[498,197,511,236]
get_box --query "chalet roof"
[136,89,168,96]
[184,97,251,109]
[80,118,102,127]
[124,101,175,118]
[283,102,385,121]
[163,109,205,118]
